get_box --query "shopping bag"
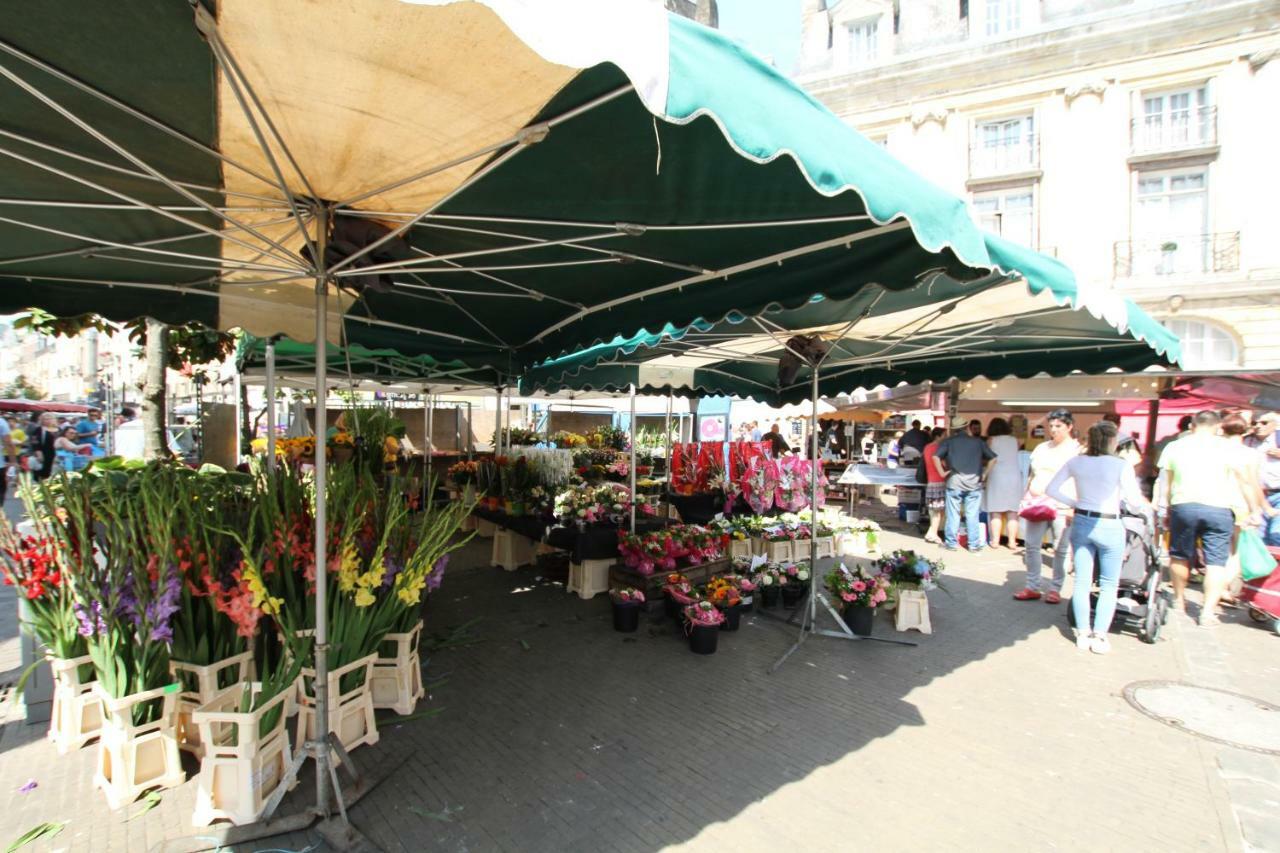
[1018,494,1057,522]
[1238,528,1277,581]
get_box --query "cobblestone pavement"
[1,502,1277,852]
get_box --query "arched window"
[1163,318,1240,368]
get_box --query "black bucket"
[781,584,804,608]
[719,604,741,631]
[613,602,641,633]
[761,586,781,608]
[843,605,874,637]
[688,623,720,654]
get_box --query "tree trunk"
[142,318,169,460]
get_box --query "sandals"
[1012,588,1042,601]
[1043,591,1062,605]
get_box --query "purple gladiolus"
[380,554,405,589]
[426,555,449,591]
[146,569,183,643]
[73,601,106,638]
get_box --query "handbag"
[1238,528,1278,581]
[1018,493,1057,522]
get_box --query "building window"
[970,114,1036,177]
[972,187,1035,247]
[1133,85,1215,154]
[1163,319,1239,368]
[1132,168,1208,275]
[846,18,879,66]
[984,0,1021,36]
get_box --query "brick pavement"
[0,506,1276,852]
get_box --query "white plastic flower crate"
[48,654,103,754]
[728,539,753,560]
[190,682,295,827]
[93,682,185,810]
[371,621,424,716]
[567,559,612,599]
[895,588,932,634]
[295,653,379,757]
[763,540,793,563]
[170,650,255,758]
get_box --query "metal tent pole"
[629,383,637,531]
[265,338,276,471]
[664,393,673,520]
[425,390,434,456]
[311,206,334,817]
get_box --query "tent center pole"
[629,383,637,531]
[265,338,276,471]
[664,393,673,520]
[311,205,334,819]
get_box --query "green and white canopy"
[0,0,1156,377]
[524,235,1182,405]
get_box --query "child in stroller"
[1068,503,1170,643]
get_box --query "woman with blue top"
[1046,420,1149,655]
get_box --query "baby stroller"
[1068,504,1170,644]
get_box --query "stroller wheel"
[1142,604,1163,644]
[1249,607,1271,624]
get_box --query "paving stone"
[1219,751,1280,787]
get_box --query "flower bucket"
[687,623,719,655]
[295,654,379,757]
[371,621,425,716]
[718,604,742,632]
[761,585,781,608]
[612,601,641,633]
[780,583,805,608]
[93,683,185,810]
[190,682,295,827]
[47,654,103,754]
[170,651,255,758]
[842,605,875,637]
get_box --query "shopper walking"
[1015,408,1080,603]
[1158,410,1250,625]
[1247,412,1280,546]
[983,417,1023,550]
[28,413,59,481]
[921,426,947,544]
[1046,421,1148,654]
[935,416,997,552]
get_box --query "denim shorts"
[1168,502,1234,567]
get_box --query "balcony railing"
[969,133,1039,178]
[1130,106,1217,155]
[1113,232,1239,278]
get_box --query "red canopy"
[0,399,92,414]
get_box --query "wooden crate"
[371,621,424,716]
[609,556,732,615]
[170,651,254,758]
[93,683,185,810]
[191,683,295,826]
[48,654,103,754]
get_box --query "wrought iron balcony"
[1113,232,1239,278]
[969,133,1039,178]
[1130,106,1217,155]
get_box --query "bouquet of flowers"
[500,456,533,503]
[742,455,779,514]
[447,460,478,487]
[328,430,355,450]
[0,517,85,665]
[587,426,629,452]
[704,576,742,609]
[554,483,605,523]
[754,565,785,588]
[665,579,698,607]
[780,561,811,586]
[511,447,574,489]
[549,430,587,448]
[876,549,945,590]
[610,587,646,604]
[617,530,668,575]
[825,561,889,608]
[762,526,794,543]
[605,458,630,480]
[683,600,725,627]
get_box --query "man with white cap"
[934,415,998,552]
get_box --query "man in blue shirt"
[75,407,102,447]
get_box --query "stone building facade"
[796,0,1280,369]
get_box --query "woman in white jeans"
[1047,421,1149,654]
[1014,409,1080,604]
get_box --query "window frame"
[970,183,1038,249]
[1161,317,1240,368]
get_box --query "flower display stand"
[567,559,612,600]
[814,536,835,560]
[48,655,103,754]
[476,518,497,538]
[895,588,932,634]
[728,539,753,560]
[461,514,478,532]
[491,528,535,571]
[295,654,379,758]
[792,537,813,559]
[838,531,876,557]
[371,621,424,715]
[93,683,185,810]
[763,540,793,563]
[190,683,295,826]
[170,651,255,758]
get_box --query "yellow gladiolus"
[354,588,376,607]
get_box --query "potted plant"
[660,572,690,619]
[780,561,811,608]
[610,587,645,632]
[824,562,889,636]
[704,577,743,631]
[683,601,726,654]
[756,566,783,608]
